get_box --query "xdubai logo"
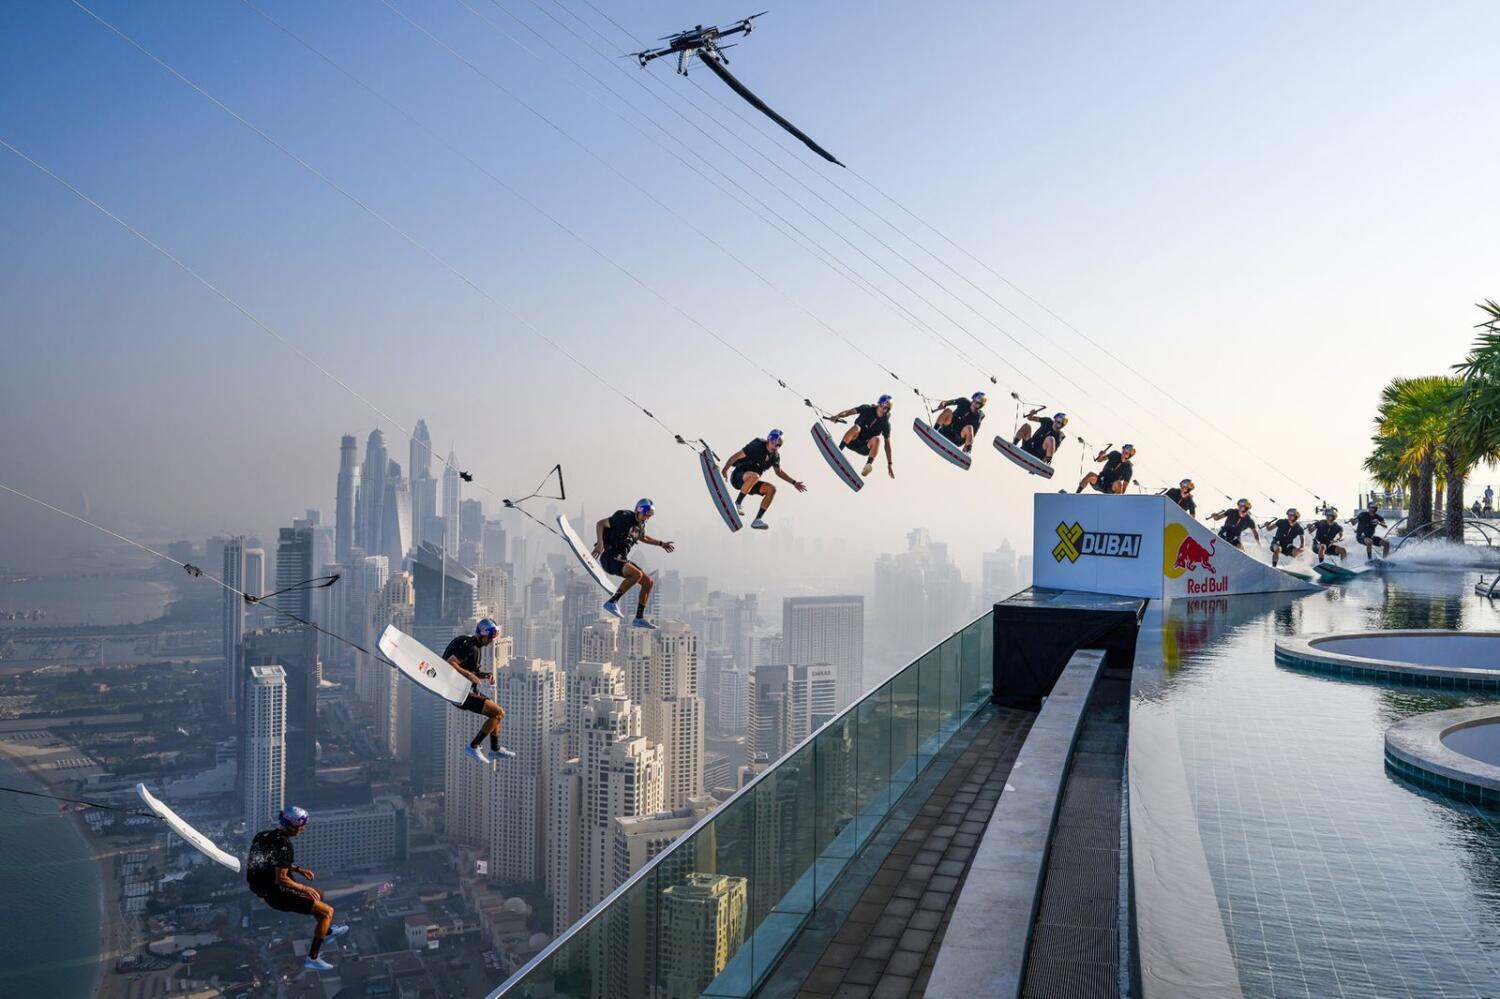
[1051,521,1142,563]
[420,660,438,679]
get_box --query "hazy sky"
[3,0,1498,577]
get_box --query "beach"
[0,731,139,999]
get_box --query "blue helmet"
[635,498,655,515]
[971,391,987,405]
[877,394,893,406]
[279,805,309,830]
[766,429,784,444]
[476,618,499,639]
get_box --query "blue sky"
[3,0,1498,574]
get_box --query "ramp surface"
[1034,494,1319,599]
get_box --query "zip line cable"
[379,0,977,405]
[0,478,420,693]
[65,0,687,458]
[237,0,830,425]
[415,0,999,396]
[0,133,560,533]
[477,0,1018,392]
[496,0,1239,486]
[0,783,155,818]
[562,0,1328,506]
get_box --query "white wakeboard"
[1276,566,1315,582]
[810,422,864,492]
[699,446,743,533]
[912,418,972,470]
[556,514,615,593]
[378,624,474,706]
[136,783,241,872]
[1312,561,1370,583]
[992,435,1055,478]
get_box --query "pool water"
[1131,570,1500,998]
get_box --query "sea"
[0,755,104,998]
[0,575,173,628]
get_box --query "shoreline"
[0,737,134,999]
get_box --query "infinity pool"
[1130,571,1500,997]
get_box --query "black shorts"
[730,466,766,492]
[601,551,630,576]
[1355,530,1377,545]
[840,434,878,454]
[1020,434,1050,459]
[1272,539,1299,551]
[937,422,972,445]
[461,692,490,715]
[257,886,317,916]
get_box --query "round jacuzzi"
[1274,630,1500,689]
[1386,707,1500,805]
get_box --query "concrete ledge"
[925,650,1104,999]
[1386,705,1500,806]
[1275,631,1500,690]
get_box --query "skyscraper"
[358,430,388,557]
[716,666,748,736]
[410,541,476,792]
[222,537,246,716]
[275,525,315,621]
[482,518,508,568]
[646,623,704,810]
[561,573,600,670]
[243,626,317,795]
[336,434,360,564]
[410,418,432,481]
[548,758,584,935]
[243,664,287,830]
[581,619,619,666]
[381,462,413,566]
[442,451,461,552]
[564,660,625,760]
[581,695,663,912]
[747,663,833,763]
[783,596,865,707]
[488,658,560,884]
[370,568,412,758]
[660,873,748,999]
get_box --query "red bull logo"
[1186,575,1230,595]
[1174,536,1216,574]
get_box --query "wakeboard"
[811,422,864,492]
[136,783,242,872]
[912,418,972,470]
[699,446,743,533]
[556,514,616,593]
[378,624,475,706]
[992,435,1056,478]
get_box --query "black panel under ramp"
[992,588,1146,709]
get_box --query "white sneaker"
[465,745,490,765]
[328,924,349,940]
[750,518,769,530]
[602,600,622,619]
[304,957,334,972]
[492,746,517,759]
[861,461,874,477]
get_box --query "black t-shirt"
[1353,510,1384,535]
[1312,520,1343,545]
[1218,509,1253,541]
[1165,488,1196,515]
[853,404,892,441]
[946,399,985,432]
[442,635,483,673]
[1270,519,1303,547]
[733,438,781,476]
[1099,452,1133,486]
[602,509,642,556]
[246,828,294,894]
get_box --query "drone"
[631,12,843,167]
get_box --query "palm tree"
[1452,300,1500,536]
[1369,376,1456,530]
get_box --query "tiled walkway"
[1021,665,1130,998]
[778,706,1035,999]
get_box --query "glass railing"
[490,611,994,999]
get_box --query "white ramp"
[1033,494,1318,599]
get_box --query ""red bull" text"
[1186,575,1231,594]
